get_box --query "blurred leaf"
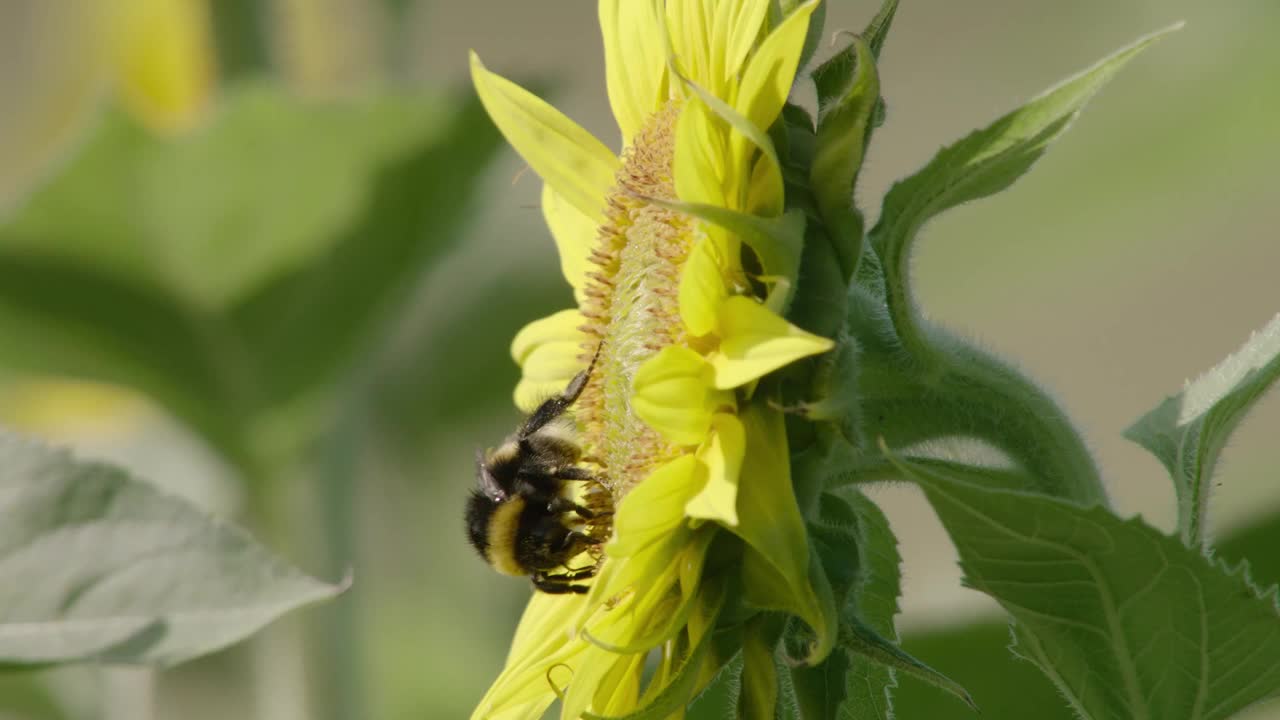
[0,432,341,666]
[209,0,271,80]
[0,84,501,468]
[868,26,1175,354]
[0,670,69,720]
[0,254,249,466]
[1125,314,1280,546]
[229,90,502,407]
[0,85,439,309]
[895,456,1280,720]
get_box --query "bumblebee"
[465,356,609,594]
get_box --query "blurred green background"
[1,1,1277,719]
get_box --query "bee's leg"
[545,495,599,520]
[517,343,604,440]
[554,565,600,581]
[532,572,591,595]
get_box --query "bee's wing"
[476,448,506,501]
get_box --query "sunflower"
[470,2,837,716]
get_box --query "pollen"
[577,101,692,500]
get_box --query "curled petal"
[510,310,587,412]
[685,413,746,525]
[632,347,732,446]
[471,52,619,222]
[607,455,700,558]
[710,296,834,389]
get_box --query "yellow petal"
[471,593,589,720]
[541,185,597,296]
[562,644,634,720]
[632,347,732,446]
[685,413,746,525]
[607,455,701,558]
[678,236,728,337]
[711,296,834,389]
[599,0,668,143]
[665,0,712,91]
[713,0,770,83]
[735,0,818,134]
[510,310,587,412]
[471,52,619,222]
[111,0,214,133]
[673,97,729,207]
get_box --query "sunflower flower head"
[470,2,872,717]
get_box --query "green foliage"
[1126,314,1280,546]
[869,25,1178,361]
[894,619,1073,720]
[0,432,339,667]
[892,455,1280,720]
[0,85,501,471]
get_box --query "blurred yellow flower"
[471,1,834,717]
[110,0,215,133]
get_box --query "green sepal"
[810,35,879,282]
[863,0,900,60]
[1124,313,1280,547]
[735,405,838,666]
[638,195,805,310]
[740,616,783,720]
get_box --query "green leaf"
[0,255,249,467]
[0,86,500,468]
[894,619,1075,720]
[788,490,921,719]
[894,455,1280,720]
[868,25,1178,360]
[686,653,742,720]
[1,85,440,311]
[836,491,903,720]
[0,432,341,666]
[229,90,502,409]
[1125,313,1280,546]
